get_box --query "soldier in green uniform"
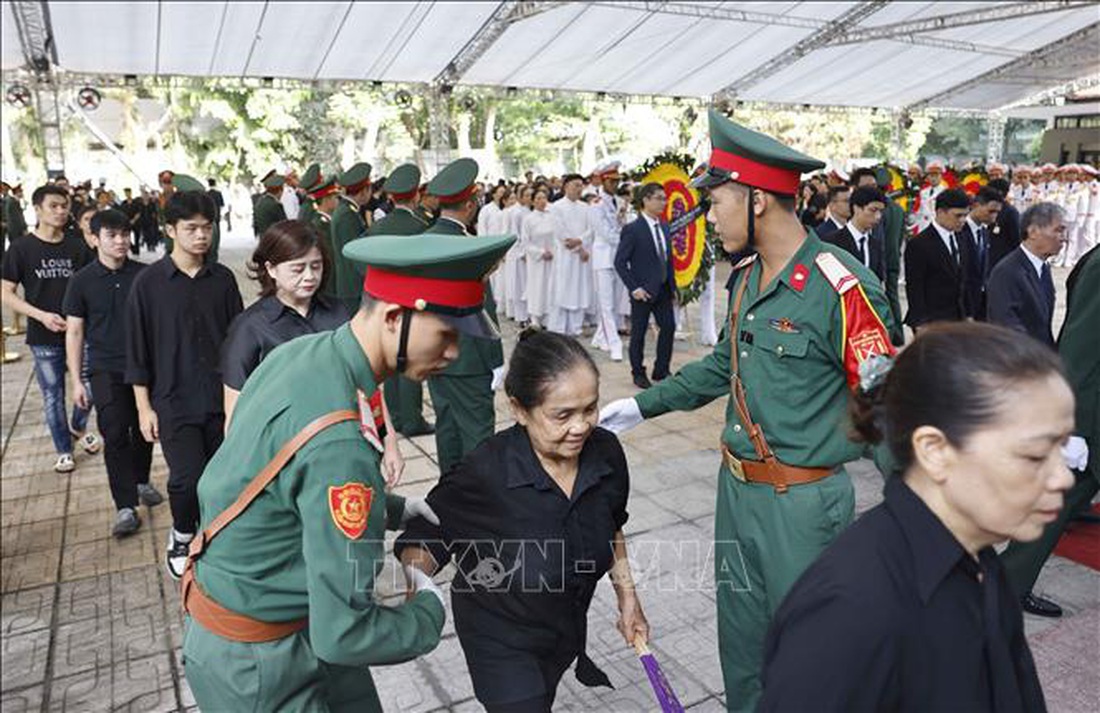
[298,162,322,226]
[367,163,434,437]
[306,175,341,300]
[182,230,515,712]
[252,172,287,239]
[423,158,504,474]
[600,110,896,712]
[876,166,906,345]
[332,163,373,310]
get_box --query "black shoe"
[401,421,435,437]
[633,374,652,389]
[165,530,192,581]
[651,373,668,383]
[1021,592,1063,618]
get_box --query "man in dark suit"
[987,177,1021,269]
[822,185,887,282]
[987,201,1069,347]
[814,185,849,239]
[903,188,971,331]
[614,182,675,389]
[958,185,1004,320]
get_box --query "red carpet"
[1052,504,1100,571]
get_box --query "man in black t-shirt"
[1,184,100,472]
[64,208,164,537]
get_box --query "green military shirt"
[253,193,287,238]
[194,324,444,666]
[299,196,316,225]
[330,197,367,302]
[1060,250,1100,471]
[635,231,895,468]
[430,216,503,376]
[881,198,905,344]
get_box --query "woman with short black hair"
[759,322,1073,712]
[397,329,648,713]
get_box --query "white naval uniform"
[590,187,626,360]
[522,208,556,324]
[548,197,594,335]
[504,204,530,323]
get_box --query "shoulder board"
[814,252,860,295]
[733,253,757,271]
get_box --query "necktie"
[976,227,989,278]
[652,221,665,263]
[950,233,960,265]
[857,236,867,267]
[1040,263,1055,317]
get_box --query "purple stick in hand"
[634,635,685,713]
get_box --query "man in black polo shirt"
[126,189,242,578]
[64,209,164,537]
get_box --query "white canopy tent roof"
[3,1,1098,112]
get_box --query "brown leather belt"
[181,566,307,643]
[721,443,833,493]
[180,409,358,643]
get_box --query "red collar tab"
[790,263,810,292]
[708,147,801,195]
[363,268,484,310]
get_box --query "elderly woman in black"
[397,329,648,713]
[760,323,1074,712]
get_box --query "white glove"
[402,497,440,526]
[491,366,506,392]
[598,398,644,434]
[1062,436,1089,471]
[403,564,445,609]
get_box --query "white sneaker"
[165,530,193,580]
[54,453,75,473]
[77,432,101,454]
[610,348,623,362]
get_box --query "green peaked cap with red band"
[386,163,422,199]
[301,163,322,191]
[343,232,516,339]
[427,157,479,205]
[692,108,825,195]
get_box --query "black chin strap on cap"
[396,308,413,374]
[746,186,756,249]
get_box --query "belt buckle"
[725,450,747,482]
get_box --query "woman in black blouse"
[760,323,1075,712]
[396,329,648,713]
[220,220,348,423]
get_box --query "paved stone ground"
[2,243,1096,712]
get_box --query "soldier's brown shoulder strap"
[728,263,775,464]
[188,409,358,560]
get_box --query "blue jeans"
[29,345,91,455]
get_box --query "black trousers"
[159,415,224,534]
[91,371,153,510]
[628,285,675,379]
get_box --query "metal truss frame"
[9,0,66,173]
[907,22,1100,111]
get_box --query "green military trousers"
[713,464,854,713]
[384,374,431,436]
[1001,464,1099,598]
[427,373,494,475]
[183,618,381,712]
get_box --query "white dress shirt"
[846,220,870,267]
[1019,243,1047,279]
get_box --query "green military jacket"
[636,231,895,468]
[310,211,338,299]
[367,205,430,238]
[331,197,367,302]
[1059,249,1100,478]
[881,199,905,345]
[253,193,287,238]
[299,196,316,225]
[429,216,504,377]
[194,324,444,666]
